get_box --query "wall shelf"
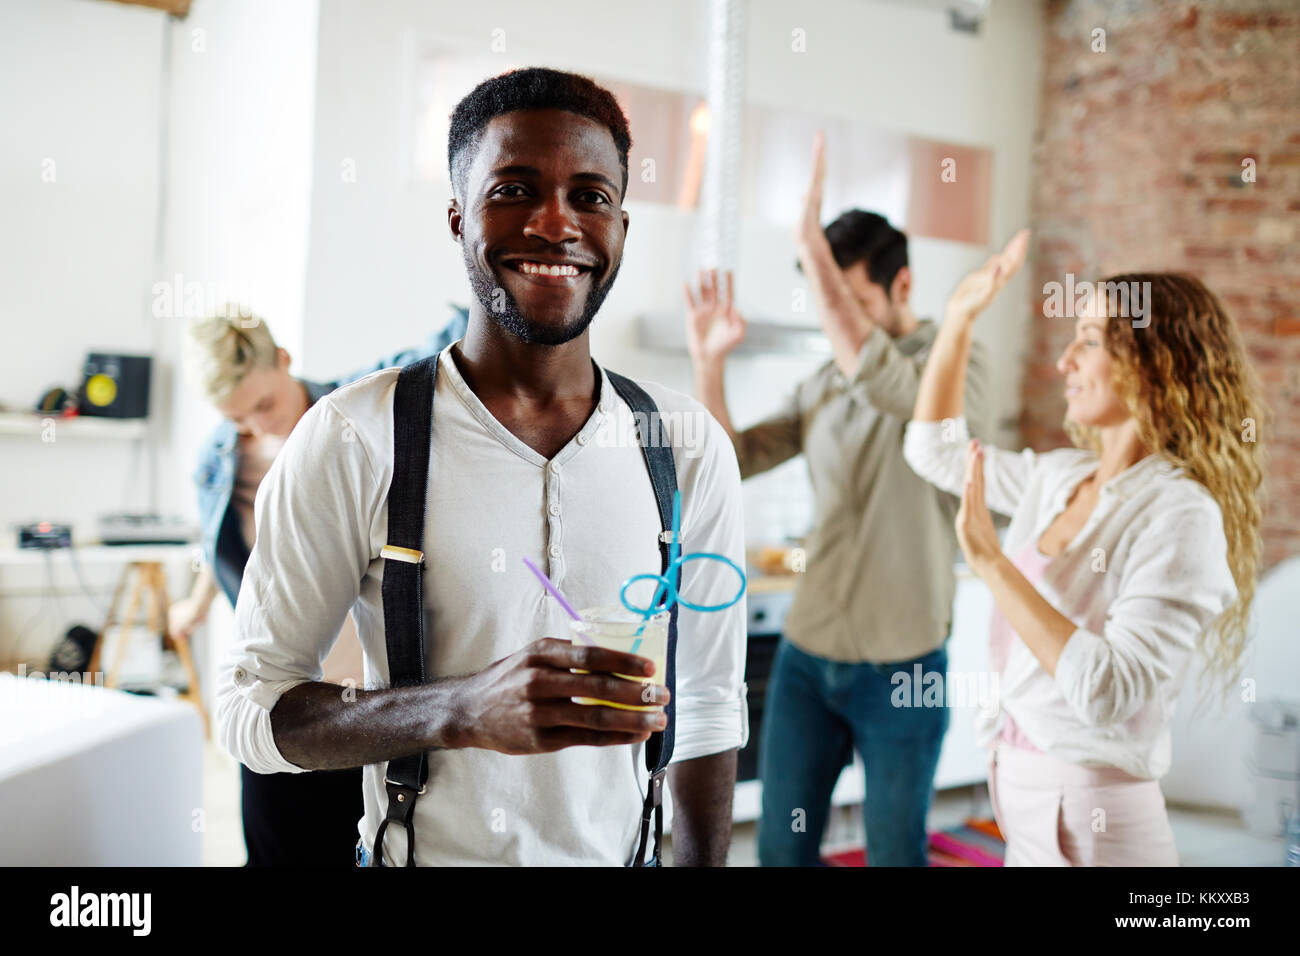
[0,412,150,440]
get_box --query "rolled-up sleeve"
[733,387,802,481]
[215,397,383,774]
[849,326,924,419]
[962,339,993,441]
[903,416,1038,518]
[669,409,749,763]
[1053,497,1237,728]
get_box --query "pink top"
[988,540,1053,751]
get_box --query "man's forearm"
[270,678,470,771]
[797,232,874,377]
[692,359,739,447]
[666,749,737,866]
[191,563,219,609]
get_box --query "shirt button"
[550,462,561,475]
[549,545,562,558]
[576,433,588,446]
[234,667,247,684]
[548,503,561,516]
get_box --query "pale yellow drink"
[569,605,669,712]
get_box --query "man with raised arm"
[683,134,991,866]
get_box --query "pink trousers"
[988,743,1179,866]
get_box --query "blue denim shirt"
[195,311,468,607]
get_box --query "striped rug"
[821,818,1005,867]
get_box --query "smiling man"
[215,68,748,867]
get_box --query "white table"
[0,543,207,735]
[0,672,202,865]
[0,543,195,567]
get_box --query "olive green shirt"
[736,319,989,663]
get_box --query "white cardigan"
[903,417,1237,779]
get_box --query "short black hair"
[806,209,909,289]
[447,67,632,201]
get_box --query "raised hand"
[167,595,207,642]
[684,268,747,365]
[955,439,1002,574]
[945,228,1031,325]
[796,130,827,249]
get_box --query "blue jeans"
[757,639,949,867]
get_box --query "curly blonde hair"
[182,305,279,405]
[1065,273,1265,697]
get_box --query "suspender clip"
[381,545,425,565]
[649,768,666,809]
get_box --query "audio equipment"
[19,521,73,550]
[77,353,152,418]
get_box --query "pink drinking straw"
[521,558,590,641]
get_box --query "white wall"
[160,0,320,519]
[302,0,1044,542]
[0,0,162,411]
[0,0,167,662]
[160,0,320,694]
[0,0,319,670]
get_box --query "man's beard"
[464,247,620,346]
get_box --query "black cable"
[11,551,58,665]
[64,545,112,620]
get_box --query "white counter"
[0,673,202,865]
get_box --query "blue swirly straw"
[619,490,747,651]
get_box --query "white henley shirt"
[216,345,748,865]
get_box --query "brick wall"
[1024,0,1300,567]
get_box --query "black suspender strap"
[373,355,438,867]
[374,359,678,868]
[605,370,680,869]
